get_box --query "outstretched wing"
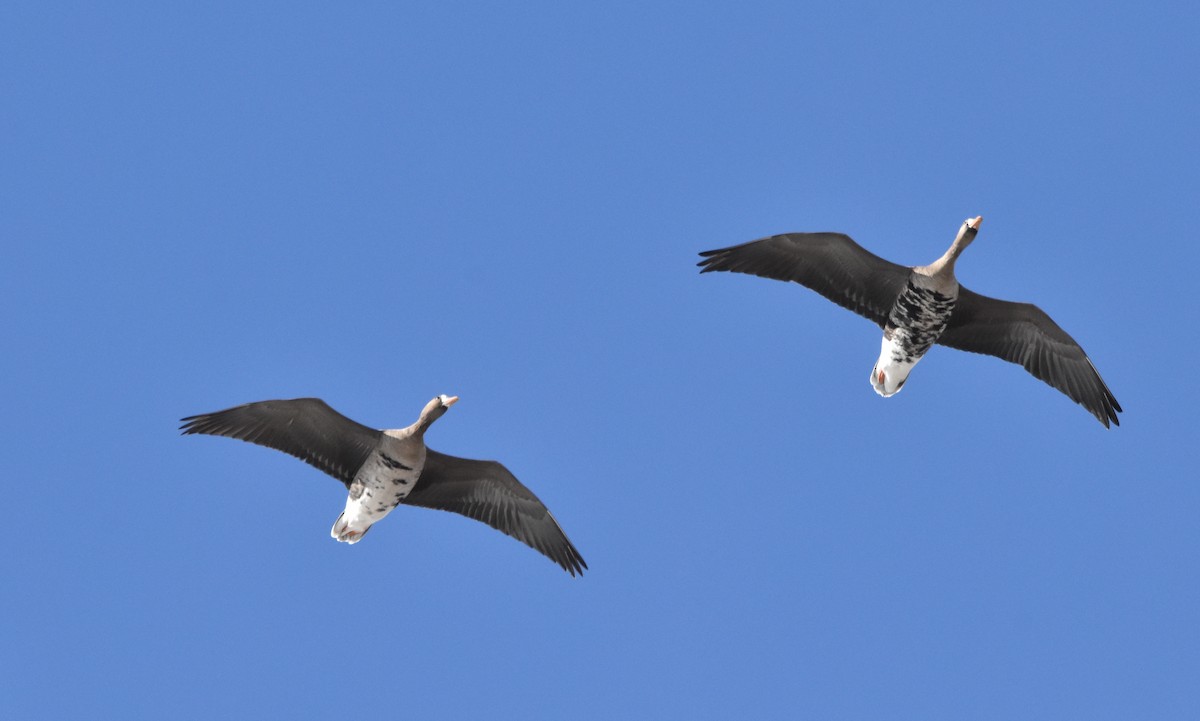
[180,398,382,486]
[698,232,911,327]
[405,449,587,576]
[938,287,1122,427]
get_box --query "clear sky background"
[3,2,1197,719]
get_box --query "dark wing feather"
[404,450,587,576]
[938,287,1122,427]
[180,398,382,486]
[698,232,912,327]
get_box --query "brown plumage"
[699,217,1121,427]
[181,397,587,575]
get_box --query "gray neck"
[924,225,976,279]
[411,405,447,436]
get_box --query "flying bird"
[180,396,587,575]
[698,217,1121,427]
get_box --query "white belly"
[871,333,920,397]
[331,446,424,543]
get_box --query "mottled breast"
[347,443,426,519]
[883,278,957,364]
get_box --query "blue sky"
[3,1,1197,718]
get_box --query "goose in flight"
[180,396,587,575]
[698,217,1121,427]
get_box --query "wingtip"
[179,411,212,433]
[554,542,587,577]
[697,252,734,273]
[1091,403,1120,429]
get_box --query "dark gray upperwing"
[405,449,587,576]
[938,288,1122,427]
[180,398,382,486]
[698,232,911,328]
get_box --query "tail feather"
[330,513,371,544]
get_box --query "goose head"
[952,215,983,256]
[955,213,984,247]
[415,394,459,431]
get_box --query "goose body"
[180,396,587,575]
[331,427,427,543]
[872,274,958,396]
[698,216,1122,427]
